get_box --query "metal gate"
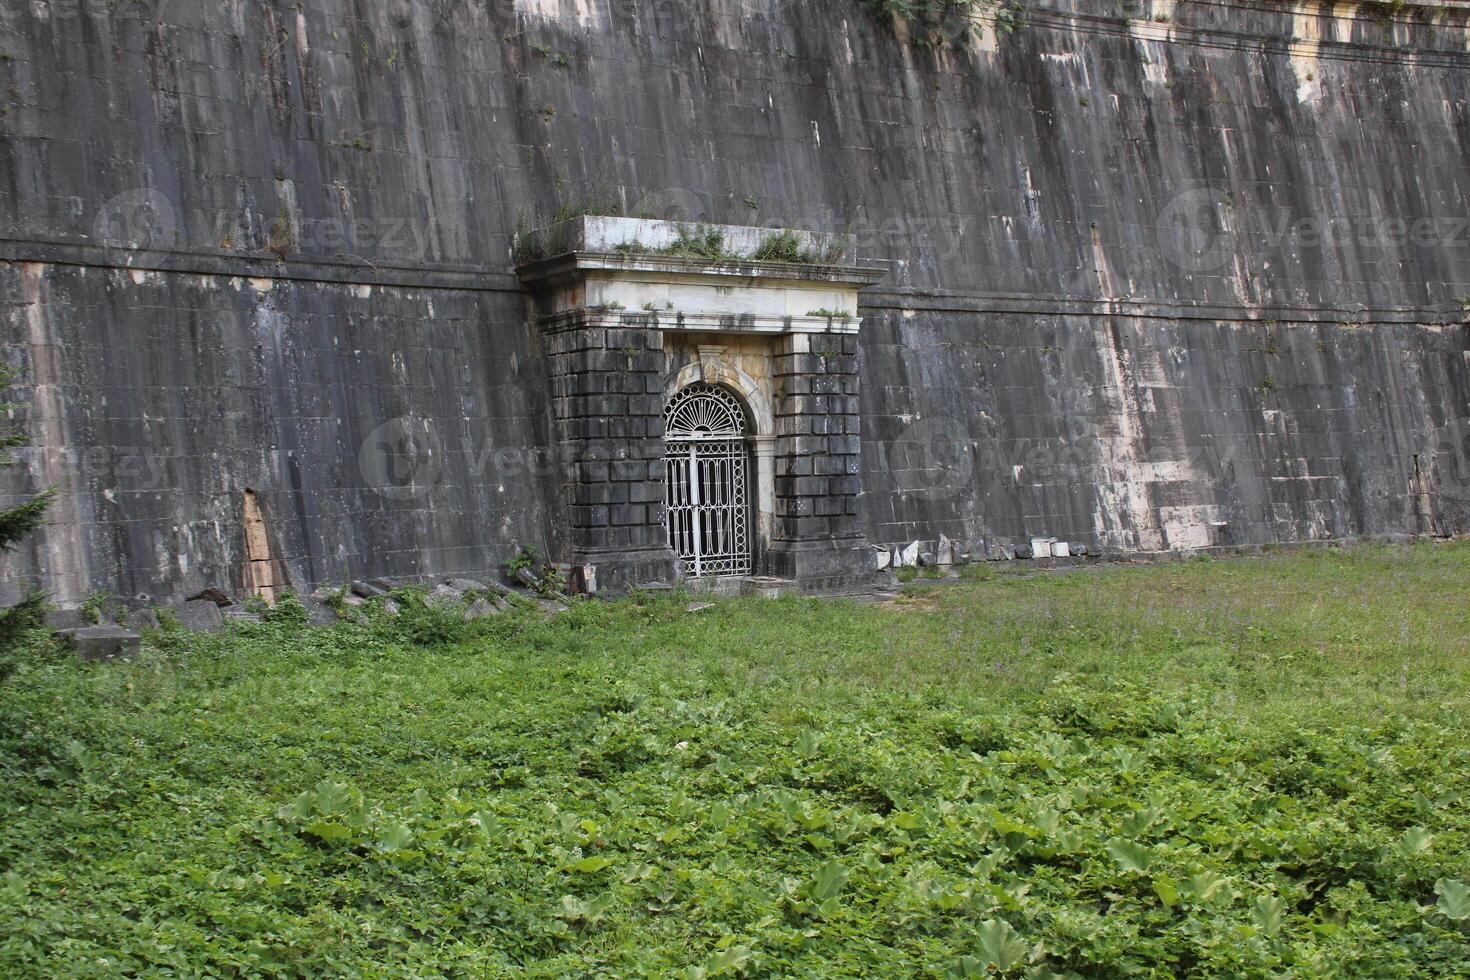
[664,384,752,577]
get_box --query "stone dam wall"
[2,0,1470,604]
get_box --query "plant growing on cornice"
[514,175,626,264]
[863,0,1024,47]
[752,230,819,264]
[655,225,740,261]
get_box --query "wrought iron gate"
[664,384,753,577]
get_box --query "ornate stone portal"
[517,217,887,594]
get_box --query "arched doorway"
[663,383,754,577]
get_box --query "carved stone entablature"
[517,217,887,595]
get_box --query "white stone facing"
[518,217,883,337]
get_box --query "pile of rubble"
[48,574,574,663]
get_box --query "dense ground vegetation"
[2,544,1469,976]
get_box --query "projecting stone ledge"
[515,216,885,337]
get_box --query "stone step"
[741,576,798,600]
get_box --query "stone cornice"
[515,251,887,291]
[536,308,863,336]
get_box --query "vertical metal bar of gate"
[688,443,702,577]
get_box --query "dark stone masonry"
[1,0,1469,604]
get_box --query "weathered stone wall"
[2,0,1469,602]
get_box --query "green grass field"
[3,543,1469,977]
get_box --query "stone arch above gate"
[667,355,772,439]
[664,382,750,440]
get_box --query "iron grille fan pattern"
[664,384,753,577]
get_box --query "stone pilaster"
[767,330,875,589]
[545,316,678,593]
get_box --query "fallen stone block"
[177,599,224,632]
[70,625,141,662]
[429,584,468,609]
[464,597,504,620]
[186,587,234,607]
[44,608,87,632]
[686,602,714,613]
[742,577,797,599]
[126,608,161,631]
[304,597,340,626]
[351,580,390,599]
